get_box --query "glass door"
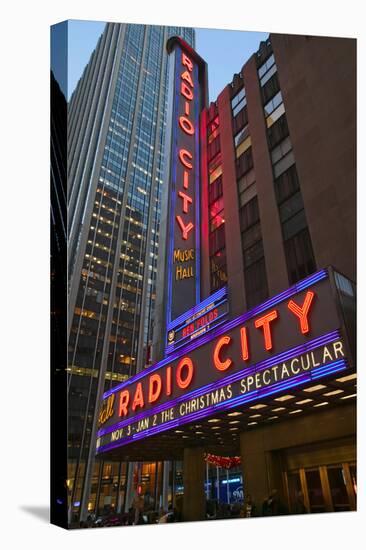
[285,462,356,513]
[304,468,327,513]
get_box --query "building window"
[274,165,300,204]
[233,105,249,135]
[264,91,283,118]
[282,208,308,241]
[244,257,268,309]
[261,73,280,104]
[208,115,219,144]
[236,147,253,179]
[209,224,226,254]
[208,135,220,160]
[209,196,225,231]
[271,136,292,164]
[236,135,252,159]
[234,124,249,147]
[284,229,316,284]
[239,196,259,231]
[273,150,295,178]
[231,87,247,116]
[258,53,275,79]
[209,175,223,204]
[266,103,285,129]
[243,239,264,266]
[279,190,304,224]
[241,221,262,249]
[267,114,289,149]
[210,248,228,291]
[260,62,277,87]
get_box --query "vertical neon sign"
[166,39,206,324]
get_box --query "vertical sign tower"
[153,38,209,361]
[165,38,208,323]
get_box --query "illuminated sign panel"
[96,270,351,455]
[166,287,229,353]
[166,39,206,322]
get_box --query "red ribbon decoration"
[204,453,241,469]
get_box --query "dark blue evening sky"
[67,20,268,101]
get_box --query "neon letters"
[114,291,316,418]
[176,52,195,241]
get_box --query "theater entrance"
[284,439,356,513]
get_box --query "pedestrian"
[293,490,307,514]
[262,489,279,516]
[244,494,256,517]
[127,506,135,525]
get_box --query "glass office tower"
[65,21,195,524]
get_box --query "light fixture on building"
[340,393,357,400]
[323,389,344,397]
[274,395,294,402]
[303,384,327,392]
[336,373,357,383]
[295,398,313,405]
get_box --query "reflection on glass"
[327,466,350,512]
[349,464,357,495]
[305,469,326,513]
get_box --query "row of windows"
[230,91,269,309]
[258,52,317,287]
[239,195,269,308]
[207,116,227,293]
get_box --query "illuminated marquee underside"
[95,269,352,455]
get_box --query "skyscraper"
[56,21,195,524]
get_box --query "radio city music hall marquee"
[96,269,351,455]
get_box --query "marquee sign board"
[166,286,229,354]
[96,269,351,456]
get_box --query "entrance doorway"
[285,462,356,513]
